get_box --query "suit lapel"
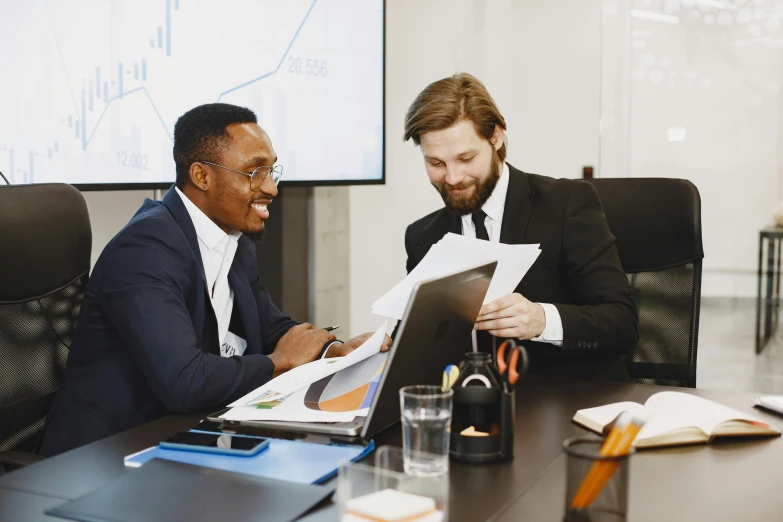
[500,165,535,245]
[163,186,221,354]
[411,210,461,267]
[162,186,208,286]
[228,257,262,355]
[428,211,461,255]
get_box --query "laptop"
[208,261,497,441]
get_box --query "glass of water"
[399,385,453,477]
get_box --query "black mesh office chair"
[0,184,91,471]
[588,178,704,388]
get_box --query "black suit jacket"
[404,165,638,381]
[40,188,296,456]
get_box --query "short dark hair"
[403,73,507,163]
[172,103,258,188]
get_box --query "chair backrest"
[588,178,704,388]
[0,183,91,452]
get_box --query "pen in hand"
[322,326,340,332]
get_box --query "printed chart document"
[372,233,540,320]
[221,351,389,422]
[221,387,366,423]
[229,321,388,408]
[221,234,541,424]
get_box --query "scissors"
[496,340,529,393]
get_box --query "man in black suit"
[402,73,637,381]
[41,103,390,455]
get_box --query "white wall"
[347,0,603,336]
[600,1,783,298]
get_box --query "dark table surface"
[2,378,781,522]
[496,385,783,522]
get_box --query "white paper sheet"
[371,233,541,320]
[438,233,541,304]
[228,321,388,407]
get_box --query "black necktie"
[472,210,490,241]
[471,210,493,353]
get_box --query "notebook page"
[645,391,766,435]
[575,401,647,432]
[634,406,701,444]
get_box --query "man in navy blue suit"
[40,103,390,456]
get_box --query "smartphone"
[160,431,270,457]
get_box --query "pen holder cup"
[562,436,633,522]
[337,445,449,521]
[449,352,514,463]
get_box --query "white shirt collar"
[481,162,510,221]
[175,187,235,249]
[174,187,242,355]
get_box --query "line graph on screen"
[0,0,383,186]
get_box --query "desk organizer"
[449,352,515,463]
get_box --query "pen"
[322,326,340,332]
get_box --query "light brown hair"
[403,73,507,162]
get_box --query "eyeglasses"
[198,160,283,191]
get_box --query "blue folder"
[124,434,374,485]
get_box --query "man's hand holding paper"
[325,331,393,359]
[475,293,547,340]
[372,233,541,321]
[268,324,336,378]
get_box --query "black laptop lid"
[362,261,497,438]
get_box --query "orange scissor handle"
[497,340,520,386]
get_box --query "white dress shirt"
[460,163,564,346]
[175,188,246,357]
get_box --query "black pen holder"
[449,352,515,463]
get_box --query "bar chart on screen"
[0,0,383,186]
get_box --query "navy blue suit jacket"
[40,188,296,456]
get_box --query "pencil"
[581,417,644,507]
[570,412,631,508]
[572,414,646,509]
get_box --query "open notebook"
[573,391,781,448]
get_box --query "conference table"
[2,377,783,521]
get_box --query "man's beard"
[433,159,502,216]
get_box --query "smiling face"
[193,123,278,235]
[419,119,504,215]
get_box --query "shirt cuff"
[530,303,563,347]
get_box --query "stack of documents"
[221,234,541,424]
[221,322,389,423]
[371,233,541,320]
[229,321,389,408]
